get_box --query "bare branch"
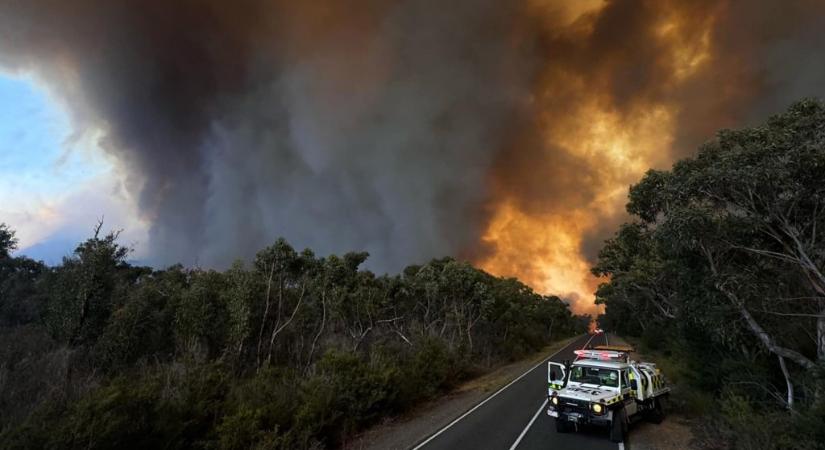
[702,243,817,370]
[728,244,802,265]
[753,309,825,318]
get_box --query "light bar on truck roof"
[574,349,627,362]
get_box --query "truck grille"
[558,397,589,414]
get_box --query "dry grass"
[457,335,580,394]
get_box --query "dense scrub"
[0,223,582,449]
[595,100,825,449]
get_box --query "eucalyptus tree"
[0,223,18,259]
[598,100,825,409]
[42,223,131,346]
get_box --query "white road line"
[507,331,623,450]
[508,398,548,450]
[411,335,587,450]
[583,333,596,349]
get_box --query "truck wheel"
[609,408,626,443]
[649,397,667,424]
[555,418,571,433]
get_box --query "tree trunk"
[778,355,794,410]
[266,284,305,365]
[256,263,275,368]
[305,292,326,371]
[818,312,825,363]
[701,243,816,370]
[817,312,825,403]
[729,288,815,370]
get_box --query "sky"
[0,72,147,264]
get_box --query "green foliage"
[50,375,161,449]
[42,228,132,346]
[596,99,825,446]
[398,338,457,400]
[0,255,45,327]
[0,223,18,259]
[0,222,580,449]
[222,260,260,361]
[174,270,229,358]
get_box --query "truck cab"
[546,346,669,442]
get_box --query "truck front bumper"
[548,406,611,427]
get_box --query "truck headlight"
[591,403,604,414]
[551,396,559,406]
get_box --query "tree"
[174,269,228,358]
[0,223,18,259]
[42,223,131,345]
[0,228,583,448]
[593,223,680,325]
[0,225,45,326]
[598,99,825,410]
[222,260,261,362]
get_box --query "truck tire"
[609,408,627,443]
[648,397,667,424]
[555,418,571,433]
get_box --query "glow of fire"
[479,105,675,314]
[478,6,714,314]
[476,0,713,314]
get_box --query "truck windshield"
[569,366,619,388]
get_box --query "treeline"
[0,224,583,449]
[594,100,825,449]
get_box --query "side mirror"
[550,370,558,381]
[630,379,638,390]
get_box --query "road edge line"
[505,332,602,449]
[508,398,548,450]
[410,334,587,450]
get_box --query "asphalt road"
[412,333,619,450]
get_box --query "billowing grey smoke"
[0,0,538,270]
[2,0,825,288]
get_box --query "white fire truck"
[547,345,670,442]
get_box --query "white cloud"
[9,168,149,264]
[0,74,147,264]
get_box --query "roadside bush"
[294,350,398,446]
[0,222,580,449]
[213,367,302,449]
[398,338,459,404]
[47,376,161,449]
[94,285,174,371]
[213,408,289,450]
[719,392,816,450]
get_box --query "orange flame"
[476,2,715,315]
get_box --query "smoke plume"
[2,0,824,312]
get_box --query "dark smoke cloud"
[668,0,825,158]
[1,0,825,287]
[0,0,538,270]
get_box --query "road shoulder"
[343,335,580,450]
[610,336,698,450]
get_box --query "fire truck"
[546,345,670,442]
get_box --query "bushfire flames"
[477,1,714,314]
